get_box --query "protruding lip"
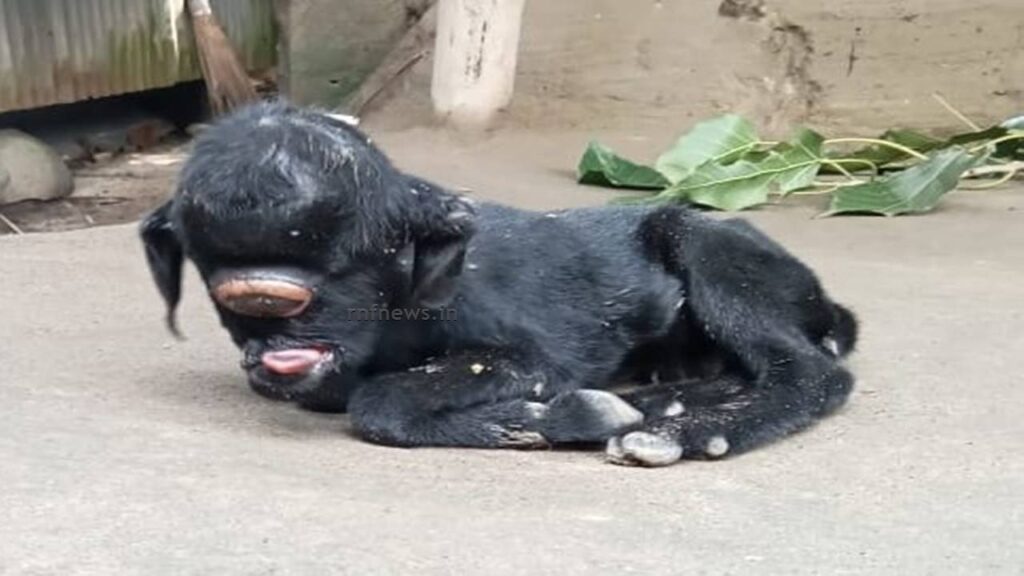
[245,350,337,396]
[213,278,312,317]
[208,267,317,319]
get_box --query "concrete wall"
[357,0,1022,138]
[506,0,1023,136]
[277,0,432,108]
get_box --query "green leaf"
[944,126,1012,148]
[650,128,825,211]
[825,126,1020,174]
[1002,116,1024,130]
[824,148,981,217]
[959,127,1024,160]
[944,126,1022,160]
[823,129,942,173]
[577,142,670,190]
[996,134,1024,160]
[655,115,760,183]
[768,128,826,194]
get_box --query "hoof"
[606,431,683,467]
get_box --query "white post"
[431,0,527,129]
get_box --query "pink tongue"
[261,349,325,375]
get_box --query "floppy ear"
[412,236,469,308]
[139,201,185,338]
[405,177,476,309]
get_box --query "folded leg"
[347,349,643,449]
[609,209,857,466]
[608,350,853,466]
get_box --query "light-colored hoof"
[663,400,685,417]
[572,389,644,431]
[704,435,730,458]
[605,431,683,467]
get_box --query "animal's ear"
[405,177,476,309]
[412,236,469,308]
[139,201,185,338]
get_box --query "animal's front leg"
[347,350,643,449]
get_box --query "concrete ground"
[1,128,1021,575]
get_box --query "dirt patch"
[0,141,185,235]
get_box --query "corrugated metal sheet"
[0,0,277,112]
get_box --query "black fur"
[140,101,858,466]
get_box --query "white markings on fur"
[705,435,730,458]
[675,296,686,310]
[282,114,357,170]
[259,142,280,164]
[488,425,548,448]
[823,337,840,356]
[323,113,360,126]
[408,363,443,374]
[525,402,549,420]
[663,400,685,417]
[533,382,545,397]
[448,210,473,223]
[466,263,480,271]
[606,432,683,467]
[573,390,643,430]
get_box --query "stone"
[0,129,74,206]
[125,118,177,151]
[77,117,176,156]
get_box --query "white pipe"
[431,0,527,129]
[187,0,212,17]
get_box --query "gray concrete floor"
[1,129,1021,575]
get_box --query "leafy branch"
[576,114,1024,216]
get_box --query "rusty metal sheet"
[0,0,277,112]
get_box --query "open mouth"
[261,347,332,375]
[243,344,338,398]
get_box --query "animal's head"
[140,101,474,405]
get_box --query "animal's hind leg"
[610,208,857,467]
[607,355,853,467]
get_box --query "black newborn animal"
[140,102,858,467]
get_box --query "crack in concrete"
[846,26,863,77]
[721,2,822,130]
[718,0,767,21]
[766,21,822,119]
